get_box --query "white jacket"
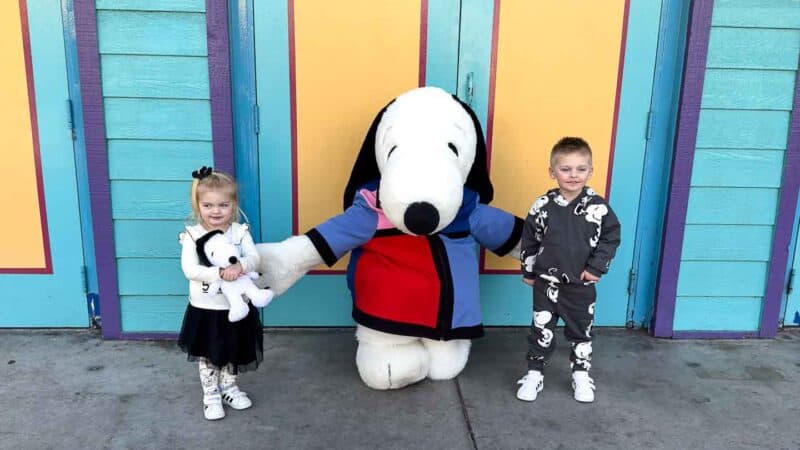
[179,222,261,310]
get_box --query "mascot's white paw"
[355,325,429,390]
[254,236,323,295]
[421,338,471,380]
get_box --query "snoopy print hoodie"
[521,187,621,285]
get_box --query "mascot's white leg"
[355,325,430,390]
[220,282,249,322]
[421,338,471,380]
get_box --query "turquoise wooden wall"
[672,0,800,332]
[95,0,212,332]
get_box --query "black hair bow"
[192,166,213,180]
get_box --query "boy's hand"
[580,270,600,282]
[220,262,243,281]
[522,277,535,286]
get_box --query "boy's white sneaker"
[516,370,544,402]
[572,371,595,403]
[203,392,225,420]
[221,385,252,410]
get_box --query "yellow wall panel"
[0,2,47,270]
[486,1,626,270]
[294,0,422,270]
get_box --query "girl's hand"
[580,270,600,282]
[522,277,535,286]
[220,262,243,281]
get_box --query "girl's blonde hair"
[190,167,241,225]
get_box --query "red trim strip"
[418,0,428,87]
[604,0,631,200]
[289,0,299,235]
[1,0,53,274]
[484,0,501,168]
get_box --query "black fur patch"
[195,229,224,267]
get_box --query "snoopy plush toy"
[196,230,274,322]
[257,87,522,390]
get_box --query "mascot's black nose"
[229,256,238,264]
[404,202,439,235]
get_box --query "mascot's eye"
[387,145,397,159]
[448,142,459,156]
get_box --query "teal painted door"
[250,0,660,326]
[0,1,88,327]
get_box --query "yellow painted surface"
[486,1,626,270]
[0,2,46,269]
[295,0,421,270]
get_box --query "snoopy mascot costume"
[256,86,522,390]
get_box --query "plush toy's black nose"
[404,202,439,235]
[229,256,238,264]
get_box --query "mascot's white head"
[343,87,493,235]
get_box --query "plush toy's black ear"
[452,94,494,204]
[195,229,224,267]
[342,99,395,210]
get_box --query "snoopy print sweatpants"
[526,280,595,373]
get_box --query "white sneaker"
[203,392,225,420]
[572,371,595,403]
[221,385,252,410]
[516,370,544,402]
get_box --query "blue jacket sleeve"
[468,203,524,256]
[305,192,379,267]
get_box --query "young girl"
[177,167,266,420]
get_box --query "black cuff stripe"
[493,216,524,256]
[305,229,338,267]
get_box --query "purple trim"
[206,0,235,174]
[74,1,121,339]
[650,0,714,338]
[672,331,758,339]
[760,69,800,337]
[120,332,178,340]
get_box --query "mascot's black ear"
[452,94,494,204]
[342,99,395,210]
[195,229,224,267]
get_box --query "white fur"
[355,326,429,390]
[203,233,274,322]
[254,235,323,295]
[375,87,476,235]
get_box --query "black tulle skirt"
[177,303,263,374]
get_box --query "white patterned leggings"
[198,358,238,395]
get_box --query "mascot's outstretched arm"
[255,192,379,294]
[254,236,322,295]
[468,201,524,262]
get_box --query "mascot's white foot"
[422,338,471,380]
[355,326,429,390]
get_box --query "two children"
[177,168,264,420]
[517,137,621,403]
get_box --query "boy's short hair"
[550,137,592,167]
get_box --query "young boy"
[516,137,620,403]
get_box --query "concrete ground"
[1,328,798,450]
